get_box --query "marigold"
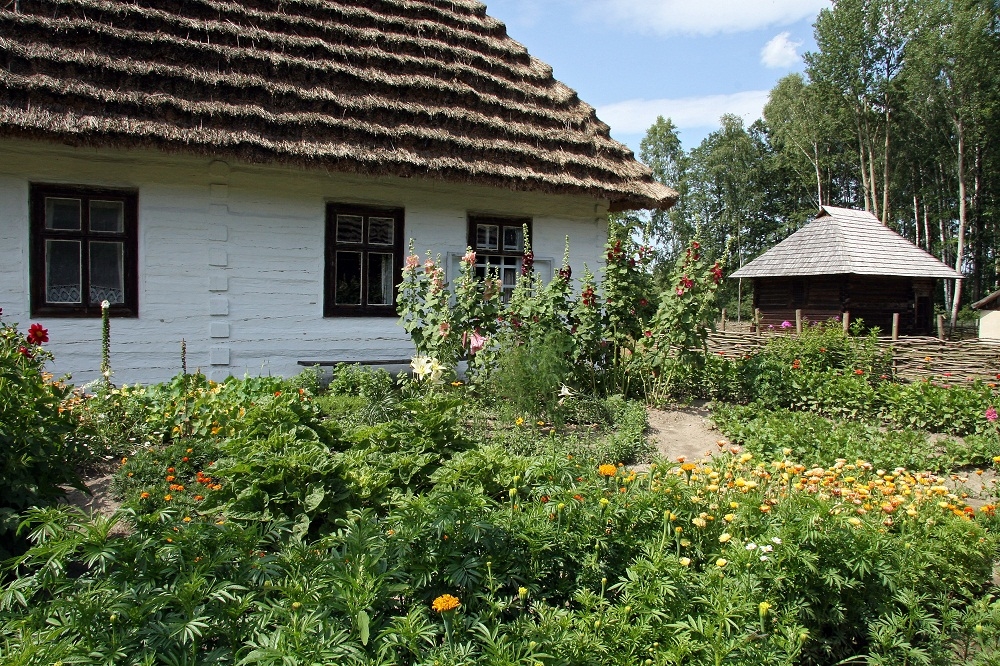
[140,492,150,499]
[432,594,461,613]
[598,464,617,477]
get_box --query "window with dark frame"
[30,184,138,317]
[324,203,404,316]
[467,215,532,302]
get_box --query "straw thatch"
[730,206,961,279]
[0,0,676,211]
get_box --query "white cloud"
[760,32,802,68]
[596,90,771,135]
[579,0,827,36]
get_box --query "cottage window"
[30,184,138,317]
[467,215,532,302]
[324,204,404,316]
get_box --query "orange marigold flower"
[182,456,189,462]
[183,516,192,523]
[598,464,617,477]
[854,369,864,375]
[167,467,175,473]
[140,492,150,499]
[432,594,461,613]
[194,495,204,501]
[681,463,697,472]
[164,494,173,501]
[165,475,176,482]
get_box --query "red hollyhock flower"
[27,323,49,345]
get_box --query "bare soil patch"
[639,400,727,470]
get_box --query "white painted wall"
[0,139,609,385]
[981,311,1000,340]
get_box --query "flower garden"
[2,227,1000,665]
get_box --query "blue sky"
[482,0,829,154]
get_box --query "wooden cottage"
[0,0,675,384]
[729,206,961,335]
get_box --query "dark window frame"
[30,184,139,318]
[324,203,404,317]
[467,215,532,300]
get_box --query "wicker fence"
[705,329,1000,383]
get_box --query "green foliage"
[0,317,84,558]
[488,329,574,422]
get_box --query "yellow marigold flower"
[716,558,728,568]
[183,516,192,523]
[759,601,771,616]
[848,517,862,527]
[681,462,697,472]
[679,557,691,566]
[724,513,736,523]
[515,417,524,426]
[432,594,460,613]
[719,533,732,543]
[599,498,610,506]
[692,517,707,528]
[598,464,617,477]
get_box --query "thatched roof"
[730,206,961,279]
[0,0,676,211]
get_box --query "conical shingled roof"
[730,206,961,279]
[0,0,676,211]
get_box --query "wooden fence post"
[842,311,850,335]
[795,309,803,335]
[754,308,761,335]
[721,308,727,332]
[891,313,900,341]
[937,315,946,340]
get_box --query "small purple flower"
[780,321,792,329]
[987,406,998,422]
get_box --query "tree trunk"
[882,108,891,225]
[950,120,967,329]
[913,194,920,247]
[813,142,823,207]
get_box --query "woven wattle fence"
[705,331,1000,383]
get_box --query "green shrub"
[0,317,84,558]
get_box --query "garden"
[1,226,999,665]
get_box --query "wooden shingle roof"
[0,0,676,211]
[729,206,962,279]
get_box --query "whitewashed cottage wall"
[0,140,609,385]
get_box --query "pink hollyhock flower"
[468,331,486,354]
[439,321,450,337]
[27,323,49,345]
[987,407,998,422]
[780,321,792,329]
[462,250,476,265]
[404,255,420,271]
